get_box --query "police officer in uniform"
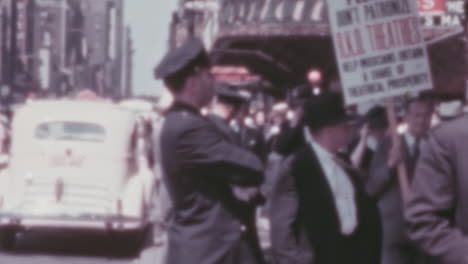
[207,84,250,142]
[208,85,266,262]
[155,39,265,264]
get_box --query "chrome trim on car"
[0,212,144,231]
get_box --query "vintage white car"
[0,100,158,251]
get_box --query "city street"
[0,0,465,263]
[0,230,165,264]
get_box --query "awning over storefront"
[213,0,466,96]
[217,0,328,38]
[216,0,463,41]
[212,36,335,94]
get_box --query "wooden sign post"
[326,0,434,200]
[385,98,410,200]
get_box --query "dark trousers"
[219,232,265,264]
[382,240,427,264]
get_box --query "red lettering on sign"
[367,17,422,52]
[335,28,366,59]
[418,0,446,14]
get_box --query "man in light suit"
[367,98,434,264]
[269,92,381,264]
[405,112,468,264]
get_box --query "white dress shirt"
[304,128,358,235]
[404,132,426,156]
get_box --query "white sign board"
[327,0,433,105]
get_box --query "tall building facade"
[0,0,37,101]
[0,0,132,101]
[169,0,218,49]
[0,0,11,87]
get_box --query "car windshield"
[35,122,106,142]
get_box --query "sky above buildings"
[124,0,177,96]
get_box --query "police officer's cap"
[154,38,210,81]
[216,84,251,105]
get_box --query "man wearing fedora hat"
[155,39,265,264]
[269,92,381,264]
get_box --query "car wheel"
[142,222,161,247]
[110,229,145,257]
[0,227,16,251]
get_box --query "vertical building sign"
[107,3,116,60]
[419,0,446,14]
[419,0,465,27]
[38,48,50,90]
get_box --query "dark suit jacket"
[269,145,381,264]
[207,114,239,143]
[367,135,418,244]
[160,102,264,264]
[405,115,468,264]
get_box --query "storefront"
[211,0,466,99]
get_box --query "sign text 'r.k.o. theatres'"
[328,0,433,105]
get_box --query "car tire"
[110,229,145,257]
[144,221,164,247]
[0,227,16,251]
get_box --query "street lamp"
[307,68,322,95]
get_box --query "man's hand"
[231,185,263,204]
[351,124,370,168]
[359,124,370,139]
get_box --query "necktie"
[413,137,420,161]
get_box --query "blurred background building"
[169,0,218,49]
[0,0,133,104]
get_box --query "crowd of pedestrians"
[153,38,468,264]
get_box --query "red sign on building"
[418,0,446,14]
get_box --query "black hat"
[364,105,388,129]
[303,93,356,130]
[288,83,311,107]
[154,38,210,81]
[216,84,251,106]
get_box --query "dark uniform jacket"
[160,102,264,264]
[207,114,265,263]
[269,145,381,264]
[207,115,239,143]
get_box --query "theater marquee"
[217,0,329,37]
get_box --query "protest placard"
[327,0,433,106]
